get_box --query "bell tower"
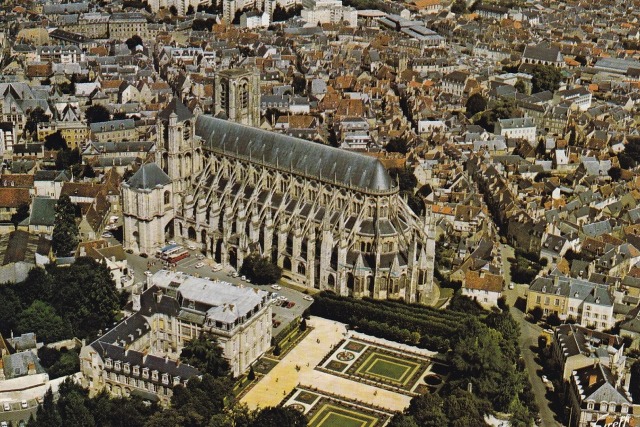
[214,68,260,128]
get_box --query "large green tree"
[85,104,110,124]
[44,131,68,150]
[50,257,120,339]
[52,194,79,257]
[16,300,72,343]
[180,334,231,377]
[10,202,30,229]
[24,107,49,140]
[240,254,282,285]
[249,407,307,427]
[465,93,487,117]
[531,64,562,93]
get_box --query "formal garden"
[317,337,446,395]
[282,387,392,427]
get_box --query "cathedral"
[122,69,435,303]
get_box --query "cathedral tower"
[214,68,260,128]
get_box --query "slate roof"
[572,363,631,405]
[195,115,395,192]
[126,163,171,190]
[29,197,57,227]
[158,98,194,123]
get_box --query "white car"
[195,262,205,268]
[240,275,247,281]
[188,244,197,250]
[541,375,549,384]
[231,272,239,278]
[303,295,314,301]
[21,400,27,409]
[271,284,281,290]
[197,254,205,260]
[508,283,515,290]
[101,232,113,238]
[168,240,176,245]
[3,402,10,411]
[144,270,153,277]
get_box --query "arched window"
[164,191,171,205]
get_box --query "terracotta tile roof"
[60,182,104,199]
[0,174,34,188]
[101,80,124,90]
[0,188,30,208]
[464,270,503,292]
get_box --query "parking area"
[0,399,37,426]
[122,245,314,337]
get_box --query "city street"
[116,237,314,337]
[501,244,560,427]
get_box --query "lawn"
[355,352,421,385]
[308,404,379,427]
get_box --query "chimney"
[625,371,632,391]
[156,291,162,303]
[164,355,169,363]
[27,362,36,375]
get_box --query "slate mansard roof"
[195,115,396,193]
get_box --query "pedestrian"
[316,338,320,344]
[276,378,279,383]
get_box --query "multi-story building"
[90,119,137,143]
[79,271,272,403]
[494,117,537,144]
[36,45,85,64]
[109,13,147,41]
[526,275,614,331]
[301,0,358,27]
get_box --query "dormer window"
[600,402,608,412]
[105,359,113,369]
[133,366,139,376]
[151,370,158,381]
[114,361,121,371]
[162,373,169,384]
[123,363,130,374]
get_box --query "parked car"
[231,272,239,278]
[195,262,205,268]
[101,232,113,238]
[303,295,313,301]
[240,275,247,281]
[168,240,176,245]
[508,282,515,290]
[187,244,196,250]
[144,271,153,277]
[21,400,27,409]
[3,402,10,411]
[286,302,296,309]
[271,284,281,290]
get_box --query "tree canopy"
[465,93,487,117]
[385,138,410,154]
[240,253,282,285]
[44,131,68,150]
[85,104,111,124]
[52,194,79,257]
[24,107,49,140]
[125,35,143,51]
[530,64,562,93]
[180,334,231,377]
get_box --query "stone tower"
[214,68,260,128]
[121,163,174,256]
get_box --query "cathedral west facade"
[122,69,435,303]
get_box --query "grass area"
[308,404,379,427]
[355,352,421,385]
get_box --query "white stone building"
[494,117,537,144]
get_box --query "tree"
[85,104,110,124]
[240,254,282,285]
[82,164,96,178]
[273,343,281,356]
[50,257,120,339]
[247,366,255,381]
[465,93,487,118]
[17,300,72,343]
[389,168,417,192]
[125,35,143,51]
[55,147,81,171]
[405,393,447,426]
[299,318,307,331]
[250,407,307,427]
[531,64,562,93]
[169,5,178,15]
[292,74,306,95]
[44,131,68,150]
[30,388,62,427]
[514,79,527,94]
[11,202,29,229]
[385,138,410,154]
[24,107,49,140]
[608,166,622,180]
[187,4,194,14]
[474,98,519,132]
[529,306,544,323]
[450,0,467,14]
[180,334,231,377]
[52,195,79,257]
[388,415,419,427]
[0,286,23,337]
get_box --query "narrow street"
[501,244,560,427]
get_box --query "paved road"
[118,240,313,337]
[501,244,560,427]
